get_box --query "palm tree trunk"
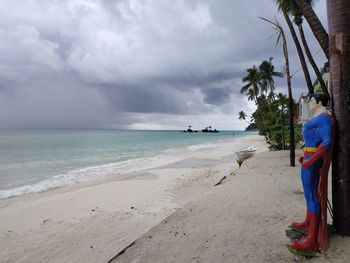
[269,82,276,100]
[283,11,314,94]
[281,108,286,150]
[252,84,263,116]
[296,0,329,59]
[281,23,295,167]
[328,0,350,236]
[298,24,329,96]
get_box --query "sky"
[0,0,328,130]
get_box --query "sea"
[0,130,257,199]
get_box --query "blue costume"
[292,112,333,253]
[302,113,333,215]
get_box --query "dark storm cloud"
[99,83,189,114]
[0,0,328,129]
[202,85,233,105]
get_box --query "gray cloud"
[0,0,328,130]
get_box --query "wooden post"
[328,0,350,236]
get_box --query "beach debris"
[91,206,98,212]
[2,232,10,238]
[214,176,227,186]
[41,219,50,225]
[236,158,245,168]
[130,206,135,210]
[292,190,304,195]
[106,241,136,263]
[234,145,257,164]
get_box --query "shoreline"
[0,135,267,263]
[0,132,258,200]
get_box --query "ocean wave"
[0,153,186,199]
[187,143,218,151]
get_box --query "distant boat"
[234,145,257,160]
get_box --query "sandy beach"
[1,135,349,263]
[0,135,266,263]
[114,151,350,263]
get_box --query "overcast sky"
[0,0,328,130]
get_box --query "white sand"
[114,150,350,263]
[0,134,266,263]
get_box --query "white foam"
[0,152,186,199]
[0,138,239,199]
[187,143,218,151]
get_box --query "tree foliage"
[239,59,302,150]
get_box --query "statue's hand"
[303,146,328,169]
[298,156,304,164]
[303,160,312,169]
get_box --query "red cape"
[317,117,334,252]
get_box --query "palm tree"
[288,0,329,96]
[238,110,250,125]
[241,66,260,105]
[259,57,284,99]
[273,93,289,150]
[291,1,329,94]
[246,89,257,103]
[295,0,329,59]
[297,20,329,95]
[327,0,350,236]
[276,0,314,94]
[261,17,295,166]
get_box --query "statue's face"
[308,97,319,112]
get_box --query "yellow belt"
[304,147,317,152]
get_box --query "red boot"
[292,213,320,253]
[291,211,309,233]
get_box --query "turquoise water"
[0,130,256,198]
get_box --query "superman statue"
[290,93,333,254]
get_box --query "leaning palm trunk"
[260,17,296,166]
[296,0,329,59]
[268,82,276,100]
[281,26,296,167]
[283,11,314,94]
[281,107,286,150]
[328,0,350,236]
[253,87,266,119]
[298,24,329,96]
